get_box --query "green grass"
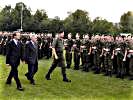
[0,55,133,100]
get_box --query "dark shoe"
[17,87,24,91]
[85,67,90,72]
[129,76,133,80]
[94,71,100,74]
[6,81,11,85]
[82,69,85,72]
[108,71,112,77]
[104,70,109,76]
[74,68,79,70]
[25,73,30,80]
[120,75,124,79]
[67,67,70,69]
[30,81,35,85]
[116,73,121,78]
[129,78,133,80]
[45,74,51,80]
[104,73,109,76]
[66,64,71,69]
[91,66,96,71]
[94,69,100,74]
[63,79,71,82]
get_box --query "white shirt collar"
[13,39,18,45]
[31,40,35,45]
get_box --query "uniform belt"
[83,49,87,50]
[115,48,121,51]
[64,43,68,46]
[81,46,86,48]
[128,50,133,53]
[73,44,76,47]
[92,46,97,49]
[104,48,110,52]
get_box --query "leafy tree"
[120,11,133,33]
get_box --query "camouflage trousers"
[92,50,102,72]
[104,52,113,72]
[128,54,133,76]
[65,50,72,68]
[74,51,80,70]
[82,52,92,72]
[116,52,125,76]
[48,52,66,76]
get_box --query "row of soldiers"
[0,32,133,80]
[0,32,53,59]
[64,33,133,80]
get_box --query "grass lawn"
[0,55,133,100]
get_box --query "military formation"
[64,33,133,80]
[0,31,133,83]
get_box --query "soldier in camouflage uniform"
[37,36,43,59]
[45,31,71,82]
[113,36,126,79]
[73,33,81,70]
[124,37,133,80]
[81,34,91,72]
[102,36,114,77]
[112,36,118,75]
[80,35,85,67]
[45,34,53,59]
[64,33,74,69]
[90,35,103,74]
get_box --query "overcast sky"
[0,0,133,23]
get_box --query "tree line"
[0,2,133,36]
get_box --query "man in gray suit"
[25,34,38,85]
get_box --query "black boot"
[63,74,71,82]
[45,65,55,80]
[74,66,79,70]
[66,64,70,69]
[116,72,121,78]
[86,64,90,72]
[104,70,109,76]
[82,65,86,71]
[45,74,51,80]
[129,75,133,80]
[94,67,100,74]
[120,74,124,79]
[108,71,112,77]
[85,67,89,72]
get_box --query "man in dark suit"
[6,32,24,91]
[24,34,38,85]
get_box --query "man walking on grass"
[45,30,71,82]
[6,32,24,91]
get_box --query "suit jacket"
[24,41,38,64]
[6,39,24,67]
